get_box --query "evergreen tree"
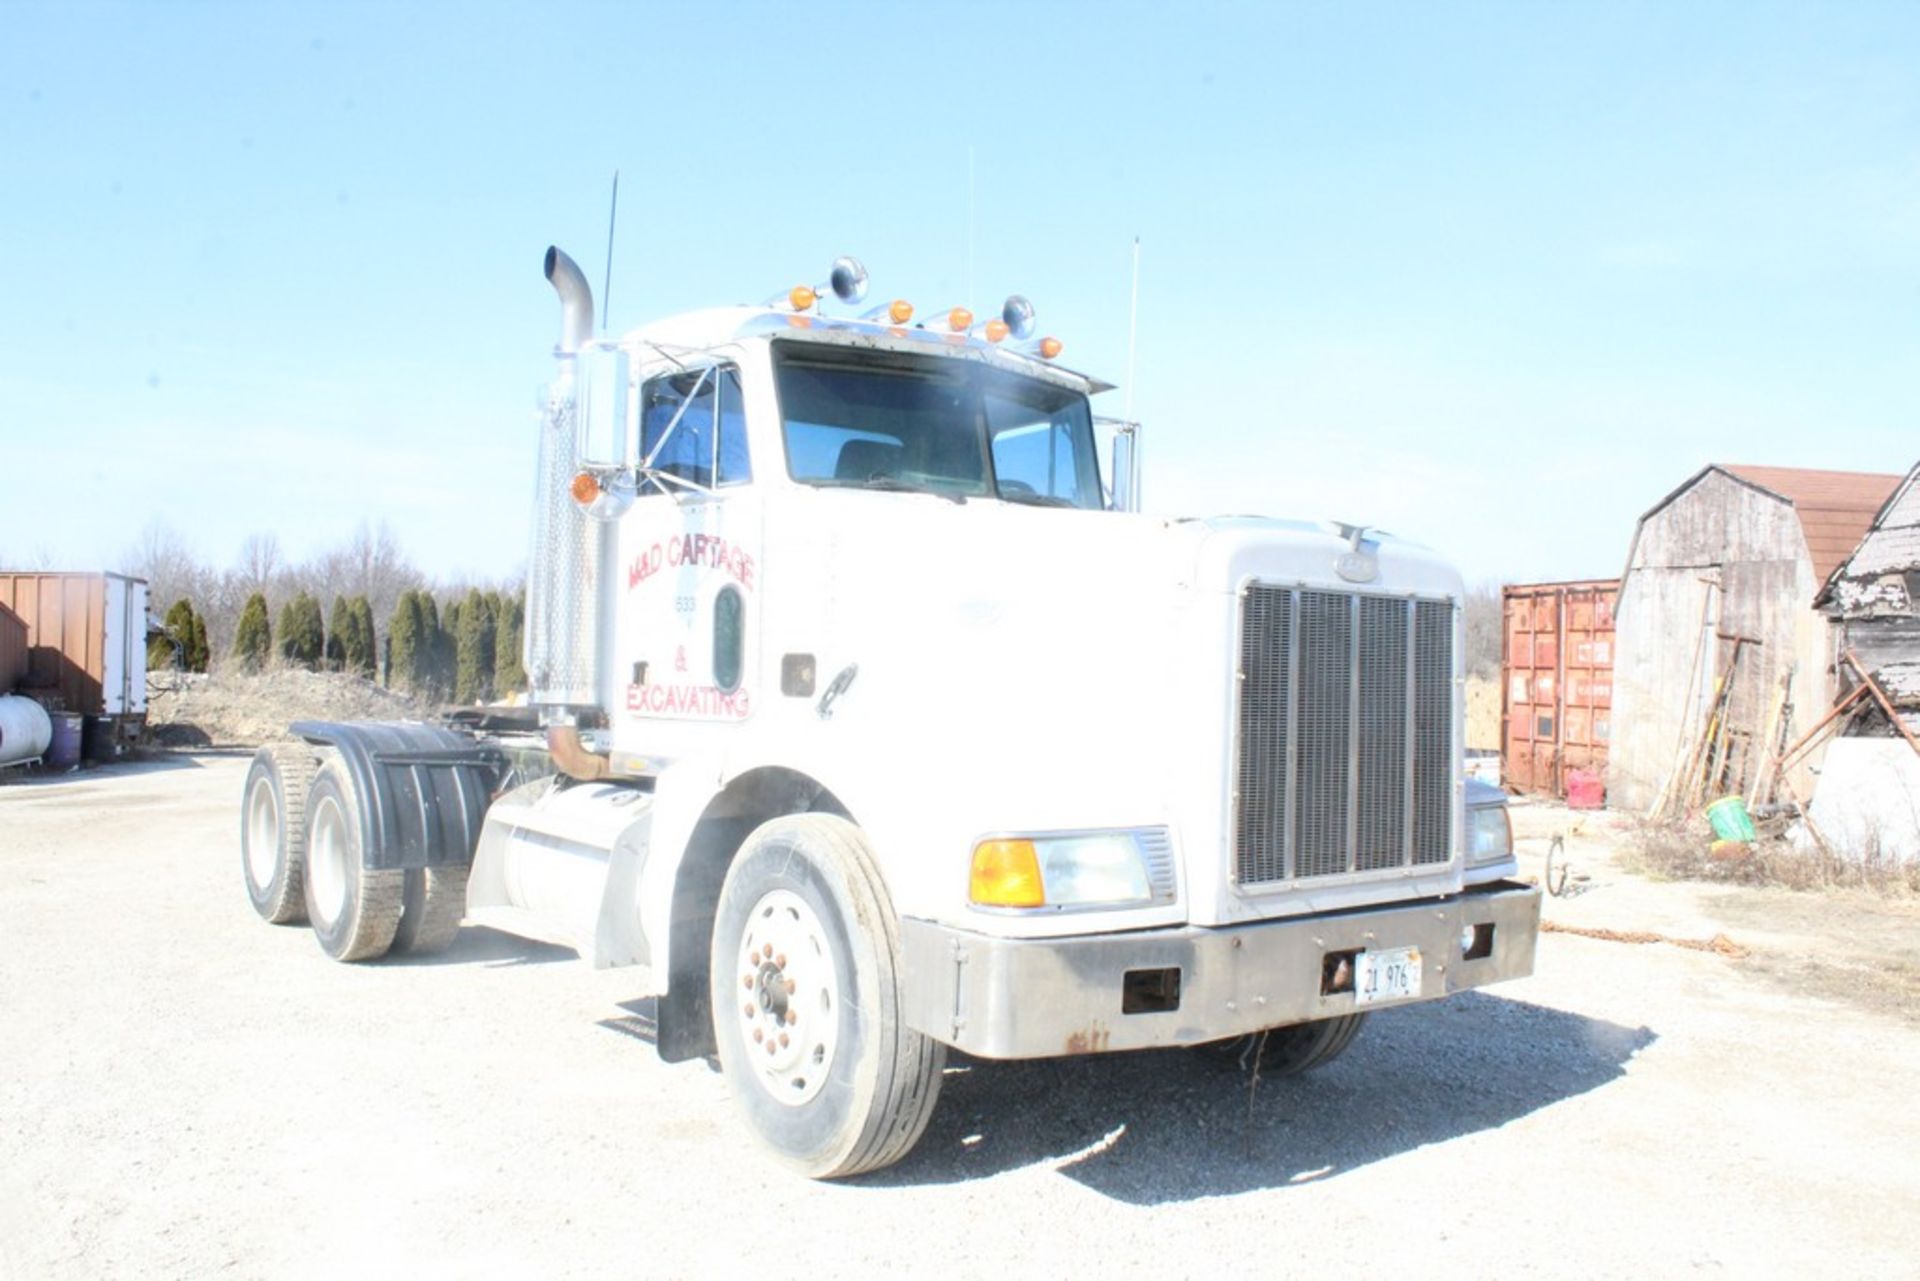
[326,595,352,671]
[188,613,209,672]
[233,593,273,671]
[422,593,453,696]
[277,591,325,669]
[453,588,496,704]
[495,592,527,695]
[348,596,377,678]
[388,590,425,692]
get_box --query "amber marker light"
[970,839,1046,908]
[1039,336,1064,360]
[789,285,818,312]
[984,319,1010,343]
[570,472,602,505]
[889,299,914,324]
[947,307,973,332]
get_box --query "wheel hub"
[733,889,838,1106]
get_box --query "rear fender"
[290,720,504,871]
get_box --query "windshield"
[773,342,1103,509]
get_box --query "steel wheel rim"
[733,889,840,1107]
[308,794,350,928]
[244,776,279,890]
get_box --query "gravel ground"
[4,755,1919,1278]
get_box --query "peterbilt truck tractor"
[238,245,1539,1178]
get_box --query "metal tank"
[0,694,52,767]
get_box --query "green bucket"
[1705,795,1758,843]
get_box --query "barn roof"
[1721,464,1904,584]
[1813,459,1920,610]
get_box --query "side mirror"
[576,345,632,467]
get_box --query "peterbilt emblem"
[1332,521,1378,583]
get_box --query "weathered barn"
[1607,464,1903,813]
[1816,460,1920,724]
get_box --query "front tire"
[1196,1013,1367,1076]
[302,760,404,962]
[709,814,945,1179]
[241,743,316,924]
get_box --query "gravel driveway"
[4,754,1917,1278]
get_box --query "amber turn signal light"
[970,839,1046,908]
[889,299,914,324]
[947,307,973,332]
[1039,336,1063,360]
[984,319,1009,343]
[570,472,601,505]
[789,285,818,312]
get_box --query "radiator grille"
[1234,586,1456,887]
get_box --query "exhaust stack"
[524,246,605,721]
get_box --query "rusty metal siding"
[0,573,110,715]
[0,602,27,694]
[1501,580,1618,798]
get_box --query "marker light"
[570,472,601,505]
[984,319,1009,343]
[970,840,1046,908]
[889,298,913,324]
[947,307,973,332]
[1039,336,1063,360]
[789,285,818,312]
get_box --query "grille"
[1234,587,1455,887]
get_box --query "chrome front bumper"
[900,880,1541,1059]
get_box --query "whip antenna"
[600,170,619,332]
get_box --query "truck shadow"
[867,992,1654,1203]
[381,925,576,969]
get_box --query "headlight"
[970,830,1174,911]
[1467,803,1514,864]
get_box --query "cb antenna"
[600,170,619,333]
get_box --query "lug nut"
[775,953,786,968]
[752,1028,763,1043]
[786,1010,798,1025]
[765,1039,777,1056]
[778,1033,790,1048]
[744,1003,756,1019]
[743,975,754,990]
[785,978,797,995]
[762,943,773,960]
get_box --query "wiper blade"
[997,490,1076,508]
[814,476,967,504]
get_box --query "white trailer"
[239,247,1538,1178]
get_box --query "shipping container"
[1502,579,1618,801]
[0,573,149,752]
[0,602,26,695]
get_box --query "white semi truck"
[239,246,1539,1178]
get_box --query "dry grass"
[1621,816,1920,895]
[146,661,432,748]
[1464,674,1501,753]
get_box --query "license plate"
[1354,945,1422,1006]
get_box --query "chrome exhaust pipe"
[526,246,604,719]
[544,246,594,353]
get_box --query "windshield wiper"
[997,490,1076,509]
[814,476,968,504]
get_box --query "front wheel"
[709,814,945,1179]
[1195,1013,1368,1076]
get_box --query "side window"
[640,364,750,489]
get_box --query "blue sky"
[2,1,1915,586]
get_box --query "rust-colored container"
[1502,579,1619,801]
[0,602,26,695]
[0,572,149,721]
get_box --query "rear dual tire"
[302,760,405,962]
[241,743,317,924]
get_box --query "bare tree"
[1462,580,1504,679]
[120,519,213,612]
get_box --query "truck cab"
[241,247,1537,1180]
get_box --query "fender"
[291,720,505,871]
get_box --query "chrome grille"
[1234,586,1456,887]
